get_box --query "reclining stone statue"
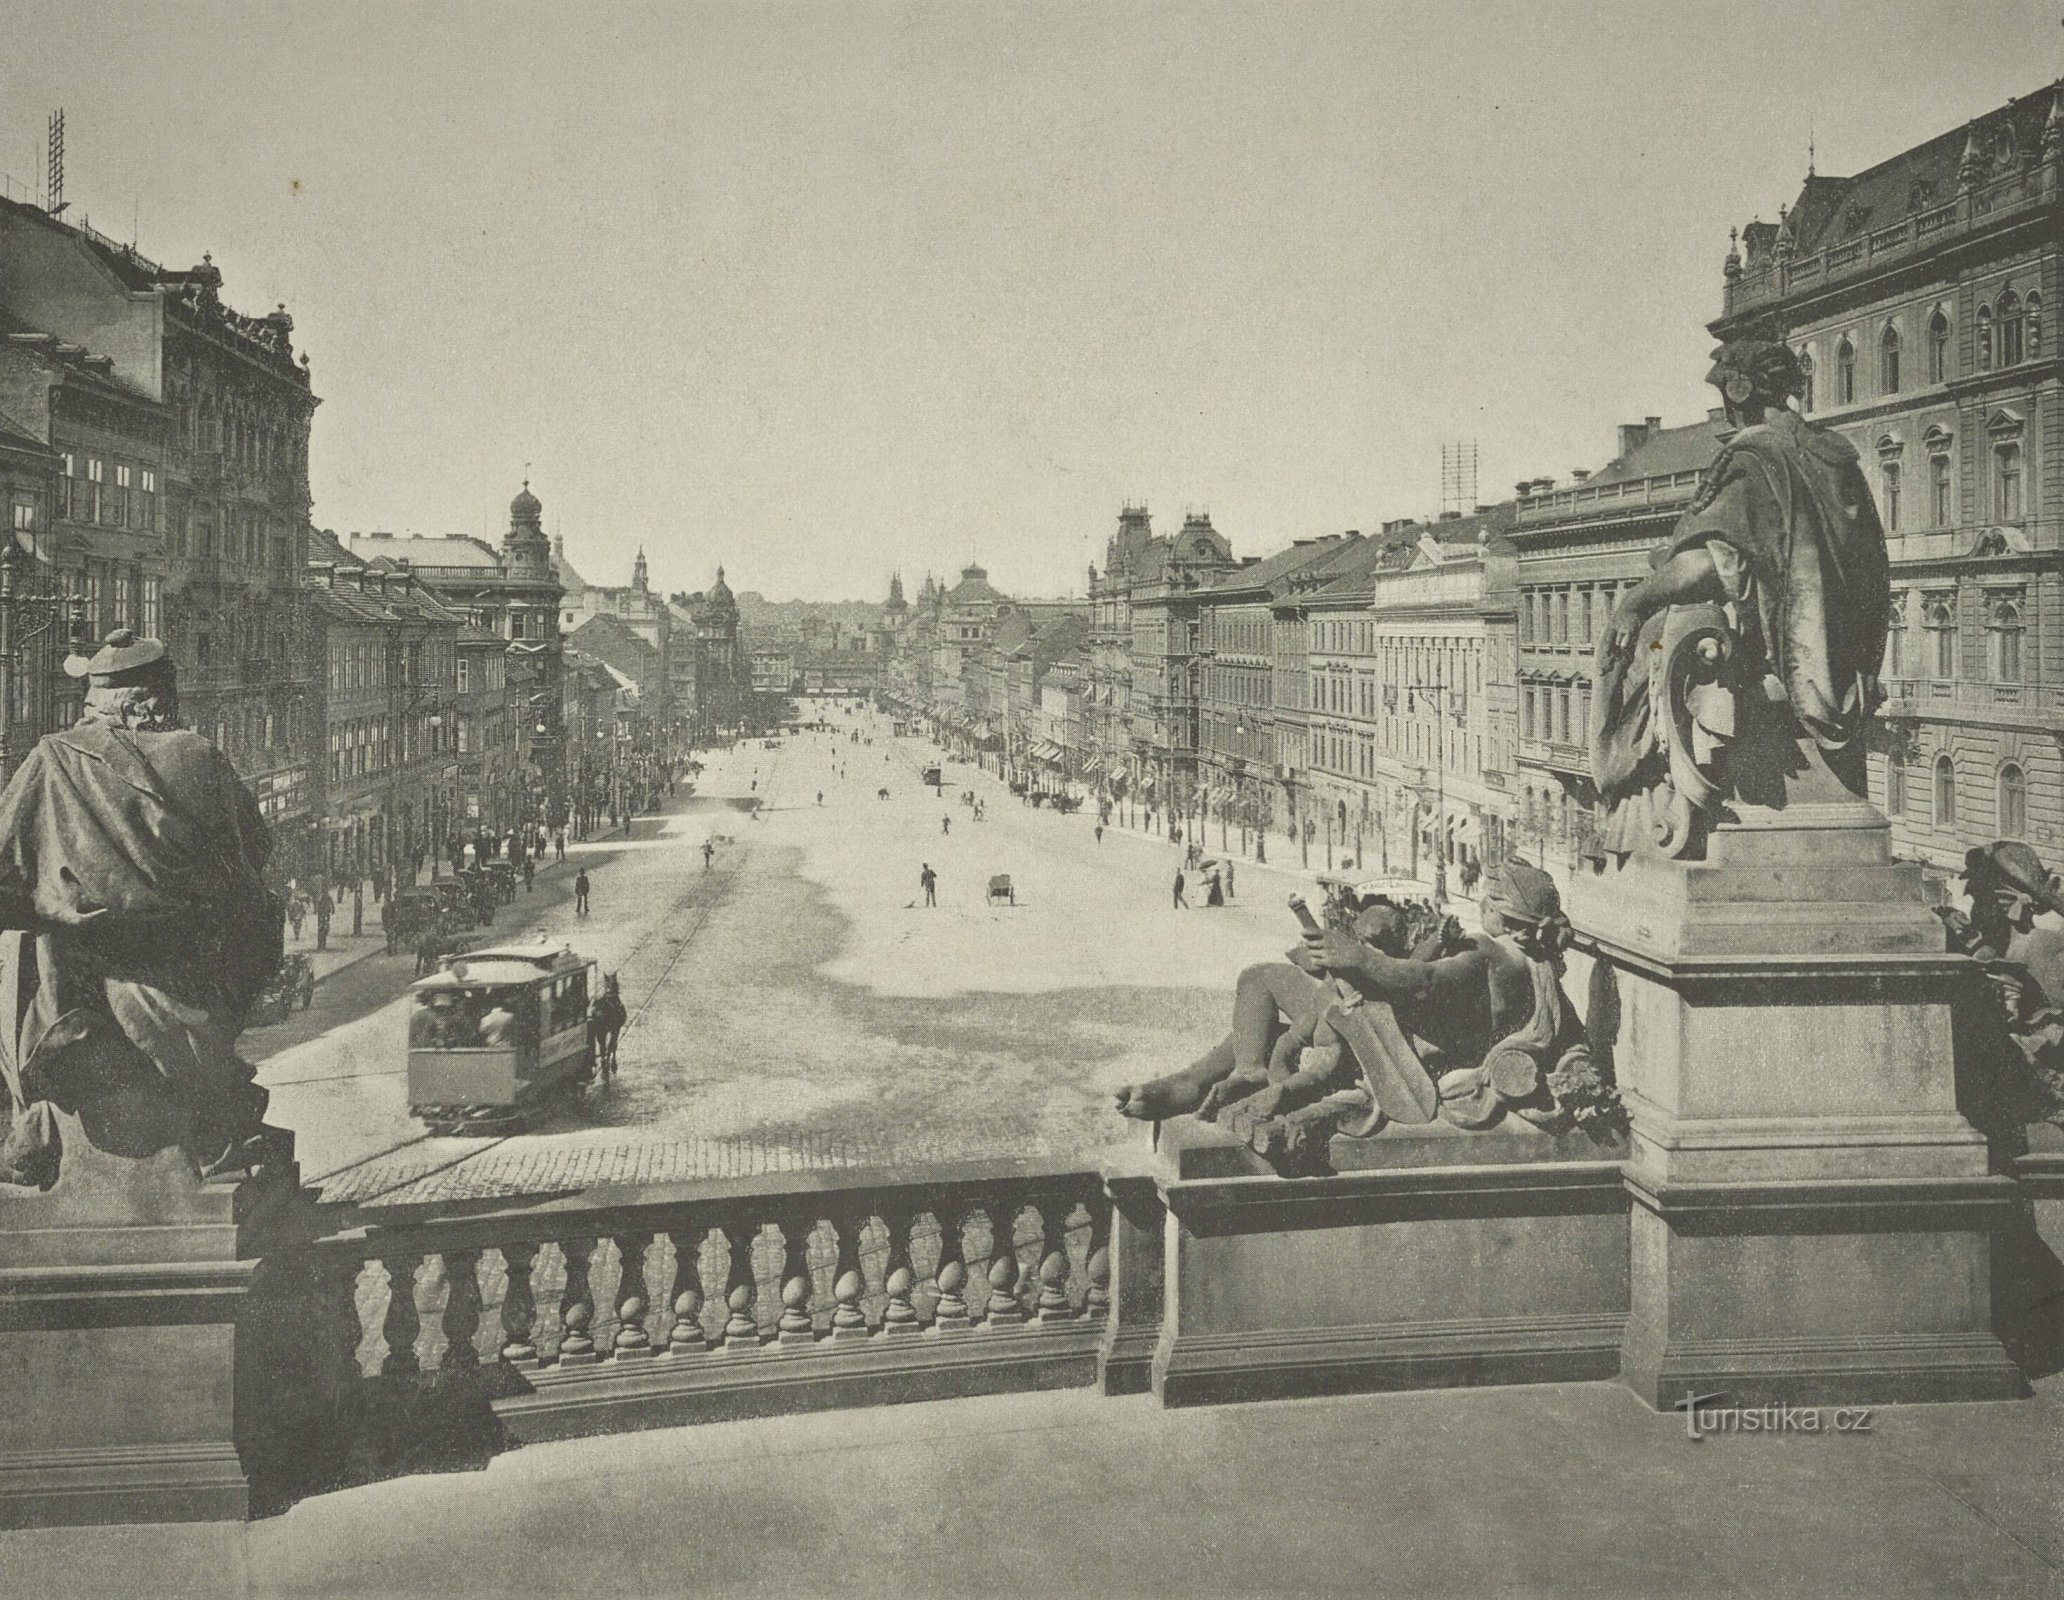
[1591,338,1888,856]
[0,631,286,1189]
[1937,840,2064,1141]
[1115,860,1616,1166]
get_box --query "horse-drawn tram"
[406,938,596,1134]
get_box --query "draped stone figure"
[1591,339,1889,857]
[0,631,285,1188]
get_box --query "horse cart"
[406,939,597,1134]
[987,874,1016,906]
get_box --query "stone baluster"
[828,1215,869,1342]
[666,1228,707,1355]
[1085,1199,1112,1329]
[558,1237,599,1365]
[983,1197,1026,1330]
[776,1219,818,1348]
[380,1254,423,1376]
[500,1243,541,1368]
[931,1207,972,1333]
[614,1233,656,1359]
[1033,1202,1075,1325]
[882,1211,921,1336]
[722,1223,763,1352]
[327,1257,368,1394]
[441,1249,484,1369]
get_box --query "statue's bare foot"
[1198,1071,1267,1123]
[1113,1069,1216,1121]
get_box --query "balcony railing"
[1726,169,2053,314]
[286,1160,1111,1445]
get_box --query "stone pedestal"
[1133,1120,1631,1407]
[0,1123,309,1529]
[1570,812,2027,1409]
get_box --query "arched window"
[1880,322,1901,393]
[1931,450,1954,526]
[1836,336,1856,403]
[1928,308,1951,383]
[1977,305,1993,370]
[1999,764,2028,839]
[1797,349,1815,412]
[1935,755,1957,827]
[1991,599,2024,683]
[1886,754,1905,816]
[1926,596,1957,680]
[1995,441,2024,521]
[2028,292,2043,359]
[1881,458,1902,531]
[1998,291,2024,366]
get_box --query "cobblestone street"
[266,706,1328,1208]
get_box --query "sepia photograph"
[0,2,2059,1595]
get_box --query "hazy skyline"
[5,2,2057,601]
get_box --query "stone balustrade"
[290,1160,1112,1444]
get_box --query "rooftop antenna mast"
[1439,440,1479,519]
[45,109,66,218]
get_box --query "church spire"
[632,545,648,592]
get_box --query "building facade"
[1717,84,2063,873]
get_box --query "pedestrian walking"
[1095,823,1104,844]
[554,829,566,863]
[1224,861,1236,901]
[314,885,334,950]
[702,839,715,869]
[817,791,824,805]
[523,855,535,893]
[1172,870,1188,910]
[286,890,307,944]
[941,815,950,835]
[574,869,591,916]
[921,863,937,907]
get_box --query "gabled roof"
[1200,534,1364,602]
[1574,417,1724,490]
[346,533,503,569]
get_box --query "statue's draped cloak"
[0,725,278,1109]
[1592,410,1888,805]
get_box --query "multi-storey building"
[0,196,321,878]
[0,332,167,767]
[1085,506,1161,798]
[303,535,462,886]
[452,622,514,838]
[1127,512,1237,824]
[1510,418,1722,875]
[1716,82,2063,874]
[668,567,752,740]
[555,542,673,733]
[1362,506,1516,891]
[1196,534,1361,848]
[348,483,565,828]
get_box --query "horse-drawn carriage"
[406,938,596,1134]
[1049,793,1082,815]
[248,952,316,1026]
[485,860,519,905]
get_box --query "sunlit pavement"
[8,1375,2057,1599]
[264,704,1326,1205]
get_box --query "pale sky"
[4,2,2055,601]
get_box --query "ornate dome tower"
[503,480,552,579]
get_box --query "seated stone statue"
[0,631,285,1189]
[1936,840,2064,1141]
[1116,861,1616,1166]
